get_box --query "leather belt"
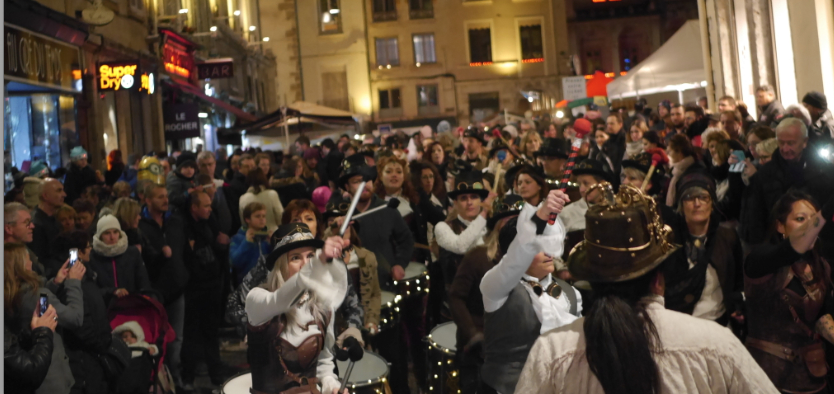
[746,337,798,363]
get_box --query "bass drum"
[427,321,458,394]
[336,350,391,394]
[395,262,429,300]
[221,372,252,394]
[378,290,401,332]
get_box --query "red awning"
[166,79,257,122]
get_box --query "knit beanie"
[176,151,197,170]
[96,214,122,239]
[802,91,827,111]
[675,170,716,207]
[70,146,88,161]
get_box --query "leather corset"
[745,261,828,393]
[248,309,332,394]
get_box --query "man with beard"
[665,104,687,145]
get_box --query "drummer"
[435,170,494,293]
[322,199,383,336]
[479,190,582,394]
[448,194,525,394]
[244,222,350,394]
[535,138,569,181]
[558,158,613,234]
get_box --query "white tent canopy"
[607,20,707,99]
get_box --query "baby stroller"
[109,293,176,394]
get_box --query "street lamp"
[249,26,256,31]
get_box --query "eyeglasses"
[456,182,483,191]
[495,200,524,212]
[682,194,712,204]
[327,202,349,212]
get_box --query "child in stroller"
[113,321,159,358]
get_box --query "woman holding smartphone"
[5,242,85,394]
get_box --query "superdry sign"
[98,62,154,94]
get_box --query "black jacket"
[227,171,247,233]
[739,148,834,255]
[90,246,153,304]
[353,195,414,285]
[61,270,112,394]
[409,191,446,263]
[602,129,627,175]
[4,324,54,394]
[29,207,62,277]
[64,164,99,205]
[809,109,834,149]
[138,209,189,304]
[182,213,222,291]
[757,100,786,128]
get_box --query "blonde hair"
[55,204,77,232]
[520,131,543,157]
[264,251,322,328]
[756,138,778,157]
[4,242,40,316]
[627,120,650,143]
[703,128,730,147]
[113,197,141,230]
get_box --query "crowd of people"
[4,85,834,394]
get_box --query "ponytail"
[583,271,662,394]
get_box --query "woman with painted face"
[744,191,833,393]
[244,223,350,394]
[479,189,581,394]
[89,215,152,305]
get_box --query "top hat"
[568,184,679,283]
[489,140,511,159]
[535,138,569,159]
[462,128,485,145]
[488,194,525,230]
[448,170,489,200]
[621,152,663,195]
[338,154,376,189]
[572,159,613,183]
[266,223,325,268]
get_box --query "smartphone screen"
[39,293,48,317]
[69,248,78,269]
[732,150,746,163]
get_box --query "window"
[373,0,397,22]
[375,37,400,67]
[319,0,342,34]
[469,92,500,120]
[413,34,436,65]
[379,89,402,109]
[417,85,439,115]
[520,24,544,62]
[322,71,350,111]
[409,0,433,19]
[468,27,492,64]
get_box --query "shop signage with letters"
[163,40,194,79]
[164,103,200,138]
[197,59,234,79]
[4,23,82,92]
[98,61,155,94]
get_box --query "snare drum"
[378,291,401,332]
[427,322,458,394]
[394,262,429,299]
[336,350,390,394]
[221,372,252,394]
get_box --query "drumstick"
[490,129,531,166]
[350,199,400,221]
[640,148,669,193]
[547,131,589,225]
[327,182,366,263]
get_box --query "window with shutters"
[468,27,492,64]
[379,88,402,117]
[520,24,544,62]
[409,0,433,19]
[417,85,439,115]
[375,37,400,67]
[413,34,436,65]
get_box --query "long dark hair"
[245,167,269,194]
[584,268,662,394]
[411,160,447,203]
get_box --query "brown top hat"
[568,183,679,283]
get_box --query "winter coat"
[352,195,415,286]
[104,163,124,187]
[4,324,54,394]
[238,187,284,236]
[64,163,99,205]
[91,231,152,304]
[29,206,62,277]
[211,182,233,236]
[166,170,197,212]
[16,278,85,394]
[62,269,112,394]
[229,227,270,286]
[809,109,834,149]
[117,167,137,190]
[758,99,786,128]
[183,213,222,291]
[138,207,189,305]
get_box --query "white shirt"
[520,273,583,334]
[434,215,487,255]
[558,198,589,233]
[481,203,572,330]
[690,261,726,322]
[384,194,413,217]
[515,296,779,394]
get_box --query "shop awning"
[222,101,357,134]
[606,20,706,99]
[165,79,257,122]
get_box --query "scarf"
[666,156,695,207]
[664,233,710,315]
[625,141,643,160]
[93,230,129,257]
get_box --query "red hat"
[573,118,592,138]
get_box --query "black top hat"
[488,194,525,230]
[322,198,362,233]
[338,154,375,189]
[266,223,325,269]
[507,163,546,188]
[489,141,511,158]
[462,128,485,145]
[448,170,489,200]
[572,159,613,183]
[535,138,569,159]
[621,152,663,195]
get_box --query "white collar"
[456,215,478,226]
[521,273,552,288]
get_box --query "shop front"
[3,17,86,180]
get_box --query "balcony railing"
[373,10,397,22]
[409,8,433,19]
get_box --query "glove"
[336,326,365,348]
